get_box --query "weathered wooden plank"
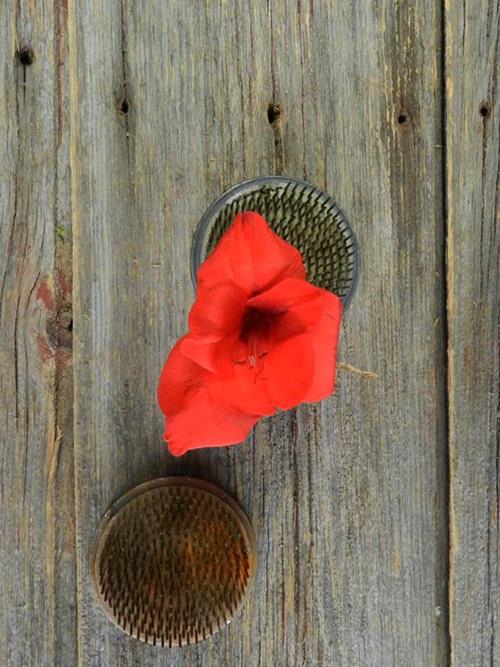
[0,2,76,666]
[445,0,499,664]
[69,1,447,665]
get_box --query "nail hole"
[398,113,408,125]
[118,97,129,114]
[479,101,491,118]
[18,46,34,66]
[267,103,282,126]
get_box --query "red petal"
[209,363,276,416]
[265,334,315,409]
[302,290,343,402]
[197,212,306,295]
[180,333,237,377]
[189,282,247,342]
[158,336,207,417]
[180,336,216,372]
[248,277,324,327]
[165,397,259,457]
[157,337,259,455]
[208,332,316,414]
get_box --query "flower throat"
[235,307,273,369]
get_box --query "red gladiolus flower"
[158,211,343,456]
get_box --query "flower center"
[233,307,273,370]
[239,307,272,341]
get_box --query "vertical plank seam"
[485,13,499,662]
[267,0,284,174]
[492,418,499,665]
[232,2,247,173]
[486,6,499,662]
[441,0,453,664]
[120,0,131,168]
[42,4,67,660]
[296,0,307,180]
[66,1,82,663]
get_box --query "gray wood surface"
[69,2,448,665]
[0,2,76,666]
[0,1,497,666]
[445,1,499,664]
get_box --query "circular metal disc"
[91,477,256,647]
[191,176,359,308]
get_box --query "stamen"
[234,308,272,372]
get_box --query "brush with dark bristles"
[191,176,359,308]
[91,478,256,647]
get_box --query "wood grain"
[68,1,448,665]
[0,1,76,666]
[445,0,499,664]
[1,0,497,665]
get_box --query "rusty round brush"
[191,176,359,308]
[90,477,256,647]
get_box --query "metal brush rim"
[90,476,256,647]
[190,175,360,309]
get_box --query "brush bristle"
[206,181,357,303]
[92,479,255,647]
